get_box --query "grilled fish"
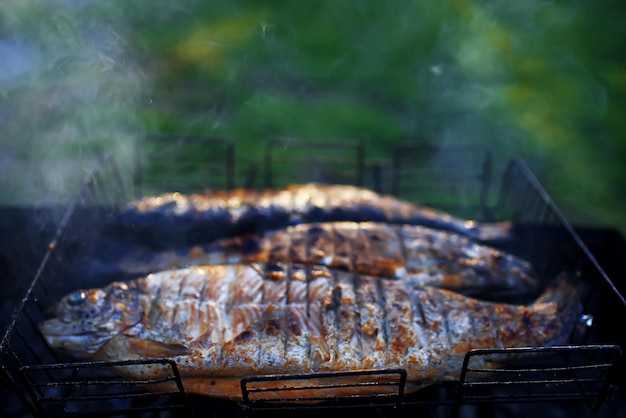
[112,222,536,293]
[111,184,512,248]
[39,265,578,401]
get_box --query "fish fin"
[125,337,191,358]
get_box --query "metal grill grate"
[0,154,189,417]
[134,134,235,197]
[452,345,621,415]
[262,138,365,189]
[20,359,187,417]
[241,369,406,411]
[391,142,494,220]
[2,142,625,417]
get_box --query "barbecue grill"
[1,137,625,417]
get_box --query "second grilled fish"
[112,222,537,293]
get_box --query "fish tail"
[531,271,581,346]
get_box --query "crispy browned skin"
[39,265,578,401]
[114,184,512,245]
[115,222,536,292]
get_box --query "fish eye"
[66,291,87,307]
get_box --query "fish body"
[112,184,512,248]
[39,265,578,401]
[114,222,536,293]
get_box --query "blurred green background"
[0,0,624,231]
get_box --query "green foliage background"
[1,0,624,230]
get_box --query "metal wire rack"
[262,137,366,189]
[391,142,494,220]
[452,345,621,414]
[1,141,625,418]
[241,369,407,411]
[19,359,187,417]
[0,154,188,417]
[134,134,235,197]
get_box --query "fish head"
[38,281,144,359]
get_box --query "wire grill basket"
[1,139,624,417]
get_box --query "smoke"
[0,1,143,206]
[403,1,626,228]
[1,1,623,230]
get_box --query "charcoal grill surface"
[2,140,625,418]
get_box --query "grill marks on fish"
[141,265,411,372]
[353,277,386,369]
[283,264,307,368]
[334,273,363,370]
[115,222,535,293]
[381,281,419,364]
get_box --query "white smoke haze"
[0,1,143,206]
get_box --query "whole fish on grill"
[110,184,512,248]
[110,222,537,293]
[39,264,579,401]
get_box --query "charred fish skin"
[39,265,579,400]
[111,184,513,248]
[112,222,537,293]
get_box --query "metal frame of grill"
[391,141,494,220]
[19,359,187,417]
[241,368,407,410]
[263,138,366,189]
[453,345,621,413]
[1,138,625,417]
[133,134,236,197]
